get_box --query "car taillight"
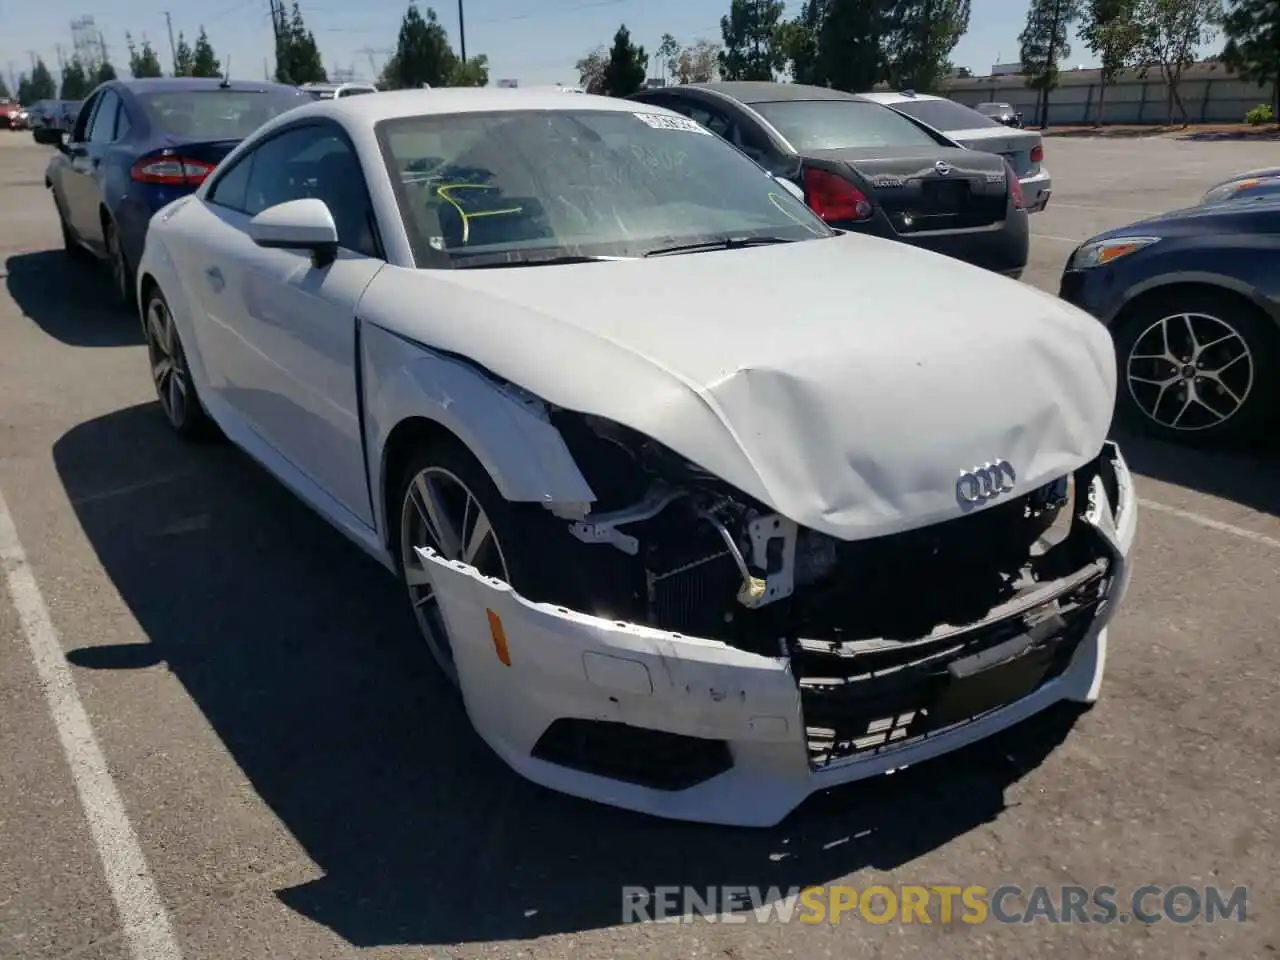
[130,155,215,186]
[802,167,874,222]
[1030,143,1044,164]
[1005,160,1025,209]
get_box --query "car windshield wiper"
[641,236,799,258]
[452,254,625,269]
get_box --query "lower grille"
[794,558,1110,769]
[531,718,733,791]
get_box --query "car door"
[194,121,385,527]
[61,91,106,243]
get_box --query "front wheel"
[1113,289,1279,446]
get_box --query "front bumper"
[422,443,1137,828]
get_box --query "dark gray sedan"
[629,82,1029,277]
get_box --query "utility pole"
[457,0,466,63]
[164,12,178,76]
[55,44,65,73]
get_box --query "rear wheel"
[1113,288,1279,446]
[143,287,214,440]
[105,220,137,310]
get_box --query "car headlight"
[1069,236,1160,270]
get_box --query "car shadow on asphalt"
[3,249,142,347]
[1112,427,1280,518]
[53,401,1085,949]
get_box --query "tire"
[104,219,137,310]
[1112,288,1279,446]
[392,435,574,691]
[142,287,215,440]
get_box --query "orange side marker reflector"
[486,609,511,666]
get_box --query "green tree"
[60,57,92,100]
[779,0,824,84]
[174,32,195,76]
[719,0,787,80]
[885,0,972,91]
[820,0,892,91]
[0,76,10,99]
[382,3,457,88]
[656,33,682,84]
[1221,0,1280,115]
[448,53,489,86]
[1081,0,1143,123]
[191,27,222,78]
[575,46,609,92]
[275,1,328,84]
[602,24,648,95]
[95,60,118,85]
[127,34,165,78]
[1019,0,1083,126]
[1135,0,1223,123]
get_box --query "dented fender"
[360,321,597,540]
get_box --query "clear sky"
[1,0,1095,95]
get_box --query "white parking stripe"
[1031,233,1081,244]
[0,487,184,960]
[1050,202,1160,215]
[1139,497,1280,550]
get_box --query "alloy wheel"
[145,298,189,429]
[1125,311,1254,432]
[399,466,510,685]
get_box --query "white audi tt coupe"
[135,88,1137,827]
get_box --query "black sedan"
[1059,196,1280,445]
[628,82,1029,277]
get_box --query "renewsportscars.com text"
[621,884,1248,925]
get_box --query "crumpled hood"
[361,232,1117,541]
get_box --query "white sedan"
[136,88,1135,827]
[859,90,1053,213]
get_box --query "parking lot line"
[1030,233,1080,244]
[1139,496,1280,550]
[0,486,185,960]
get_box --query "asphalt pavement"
[1,129,1278,960]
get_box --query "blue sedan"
[37,77,311,308]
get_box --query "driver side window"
[71,94,100,142]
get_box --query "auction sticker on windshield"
[633,112,712,134]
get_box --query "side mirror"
[773,174,806,202]
[32,125,65,147]
[248,198,340,268]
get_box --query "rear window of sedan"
[750,99,942,151]
[137,89,309,139]
[891,98,1002,131]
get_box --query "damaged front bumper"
[420,442,1138,828]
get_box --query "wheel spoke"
[152,357,172,384]
[462,505,493,566]
[1203,351,1247,377]
[411,474,462,559]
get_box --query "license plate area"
[931,629,1055,726]
[922,179,969,212]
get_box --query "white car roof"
[313,87,673,125]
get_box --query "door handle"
[205,266,225,292]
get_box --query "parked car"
[859,90,1051,213]
[1202,168,1280,204]
[975,101,1024,127]
[136,88,1136,827]
[1059,197,1280,445]
[628,82,1029,277]
[298,81,379,100]
[0,98,24,129]
[36,77,311,308]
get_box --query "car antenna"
[220,59,232,88]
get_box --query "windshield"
[749,99,942,151]
[138,89,309,139]
[892,98,1001,131]
[378,108,833,267]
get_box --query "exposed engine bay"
[544,410,1114,658]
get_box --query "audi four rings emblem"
[955,460,1017,505]
[934,160,952,175]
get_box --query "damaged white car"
[136,88,1137,828]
